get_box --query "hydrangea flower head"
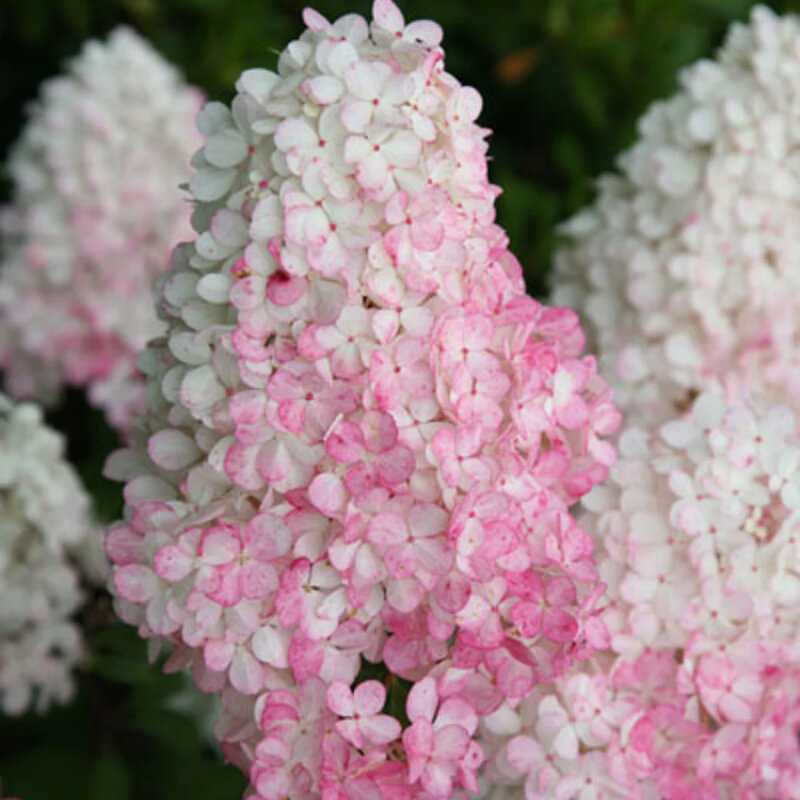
[105,2,618,796]
[553,5,800,426]
[0,394,102,715]
[0,27,203,432]
[490,392,800,798]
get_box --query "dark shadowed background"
[0,1,791,797]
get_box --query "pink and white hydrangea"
[552,5,800,427]
[0,27,203,432]
[490,393,800,798]
[0,394,103,715]
[541,8,800,796]
[104,2,618,796]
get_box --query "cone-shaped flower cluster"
[533,7,800,799]
[0,27,203,432]
[553,6,800,426]
[0,394,102,715]
[105,2,619,796]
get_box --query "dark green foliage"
[0,0,796,796]
[46,390,123,523]
[0,618,248,799]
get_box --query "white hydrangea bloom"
[0,27,203,432]
[584,393,800,661]
[553,5,800,426]
[486,394,800,798]
[0,394,102,715]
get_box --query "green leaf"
[571,68,609,129]
[385,676,412,729]
[0,745,92,800]
[91,654,160,686]
[355,658,390,684]
[88,623,159,686]
[91,745,132,800]
[127,708,203,756]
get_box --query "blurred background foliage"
[0,0,797,797]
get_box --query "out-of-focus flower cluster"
[491,394,800,798]
[0,27,203,433]
[553,6,800,427]
[105,1,618,796]
[531,6,800,799]
[0,394,102,716]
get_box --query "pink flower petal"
[406,676,437,722]
[309,473,347,516]
[326,681,355,717]
[153,544,193,582]
[266,271,306,306]
[199,525,240,565]
[229,648,264,695]
[432,724,469,760]
[360,714,402,746]
[372,0,404,32]
[353,680,386,716]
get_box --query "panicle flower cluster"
[0,27,203,432]
[545,7,800,797]
[490,393,800,799]
[0,394,103,715]
[105,2,619,796]
[552,5,800,426]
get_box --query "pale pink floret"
[325,680,401,749]
[368,503,451,612]
[324,411,415,496]
[403,677,483,797]
[318,733,407,800]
